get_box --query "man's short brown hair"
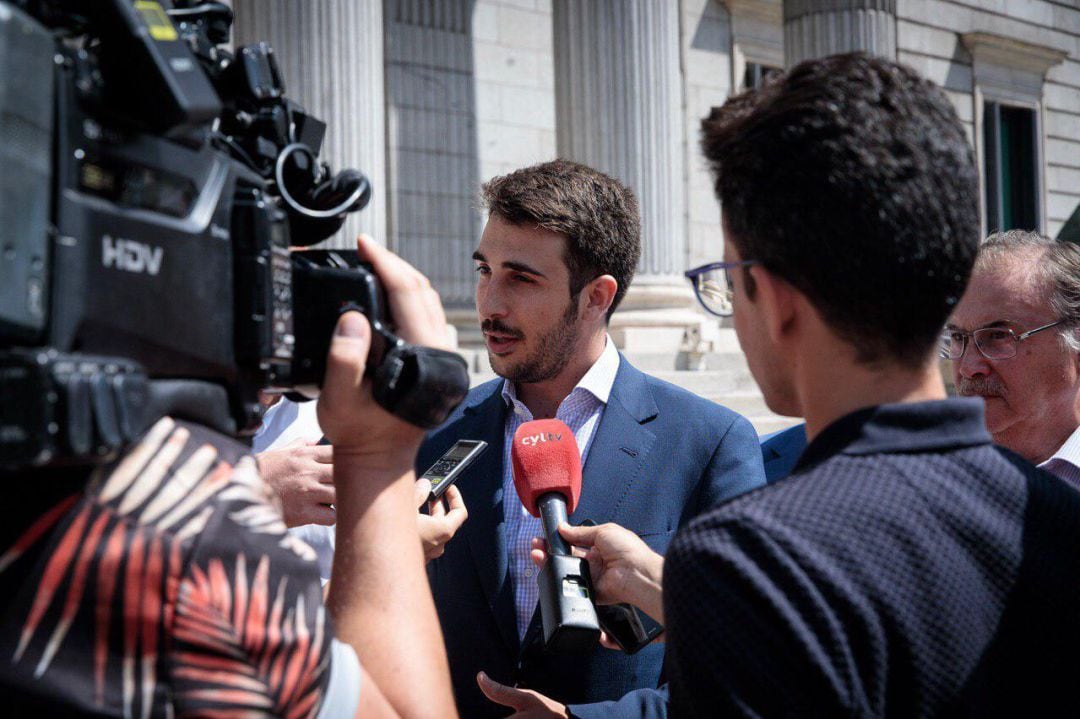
[480,159,641,320]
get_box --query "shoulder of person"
[426,378,502,429]
[416,378,504,462]
[666,495,768,570]
[254,396,323,451]
[633,367,750,430]
[462,376,504,407]
[93,417,317,565]
[760,424,808,482]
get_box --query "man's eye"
[475,265,490,275]
[512,274,534,283]
[949,331,965,343]
[984,329,1011,342]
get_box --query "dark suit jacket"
[418,355,766,719]
[759,424,807,483]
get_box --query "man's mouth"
[484,332,522,355]
[481,319,524,356]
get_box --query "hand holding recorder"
[531,523,665,626]
[415,479,468,562]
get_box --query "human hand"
[415,479,468,562]
[255,438,335,527]
[476,672,568,719]
[318,235,451,455]
[354,233,451,351]
[531,522,665,623]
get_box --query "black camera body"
[0,0,468,468]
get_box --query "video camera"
[0,0,470,469]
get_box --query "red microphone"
[511,419,599,651]
[512,419,580,556]
[512,418,581,506]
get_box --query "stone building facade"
[229,0,1079,374]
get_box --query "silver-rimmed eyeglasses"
[940,320,1065,361]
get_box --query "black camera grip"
[372,345,470,429]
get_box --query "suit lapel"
[571,357,659,526]
[458,385,520,654]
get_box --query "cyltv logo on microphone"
[511,418,581,517]
[519,432,563,447]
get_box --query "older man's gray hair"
[977,231,1080,353]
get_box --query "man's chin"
[982,403,1016,435]
[486,353,518,379]
[761,391,801,418]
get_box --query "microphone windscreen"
[511,419,582,517]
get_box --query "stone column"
[784,0,896,68]
[554,0,709,358]
[383,0,480,319]
[231,0,387,248]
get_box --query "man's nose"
[955,341,992,379]
[476,279,508,320]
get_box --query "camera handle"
[354,312,472,431]
[274,143,371,220]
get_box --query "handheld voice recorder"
[421,439,488,502]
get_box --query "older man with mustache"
[946,230,1080,485]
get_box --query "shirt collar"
[500,335,620,412]
[794,398,992,472]
[1040,424,1080,471]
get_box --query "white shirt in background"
[1040,424,1080,490]
[253,397,335,580]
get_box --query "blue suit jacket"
[759,424,807,483]
[418,355,766,719]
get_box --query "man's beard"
[484,299,581,384]
[957,376,1008,399]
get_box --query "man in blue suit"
[418,160,766,719]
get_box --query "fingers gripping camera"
[287,250,469,431]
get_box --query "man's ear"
[751,266,797,346]
[582,275,618,321]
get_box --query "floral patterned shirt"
[0,417,352,718]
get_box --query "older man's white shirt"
[1040,425,1080,490]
